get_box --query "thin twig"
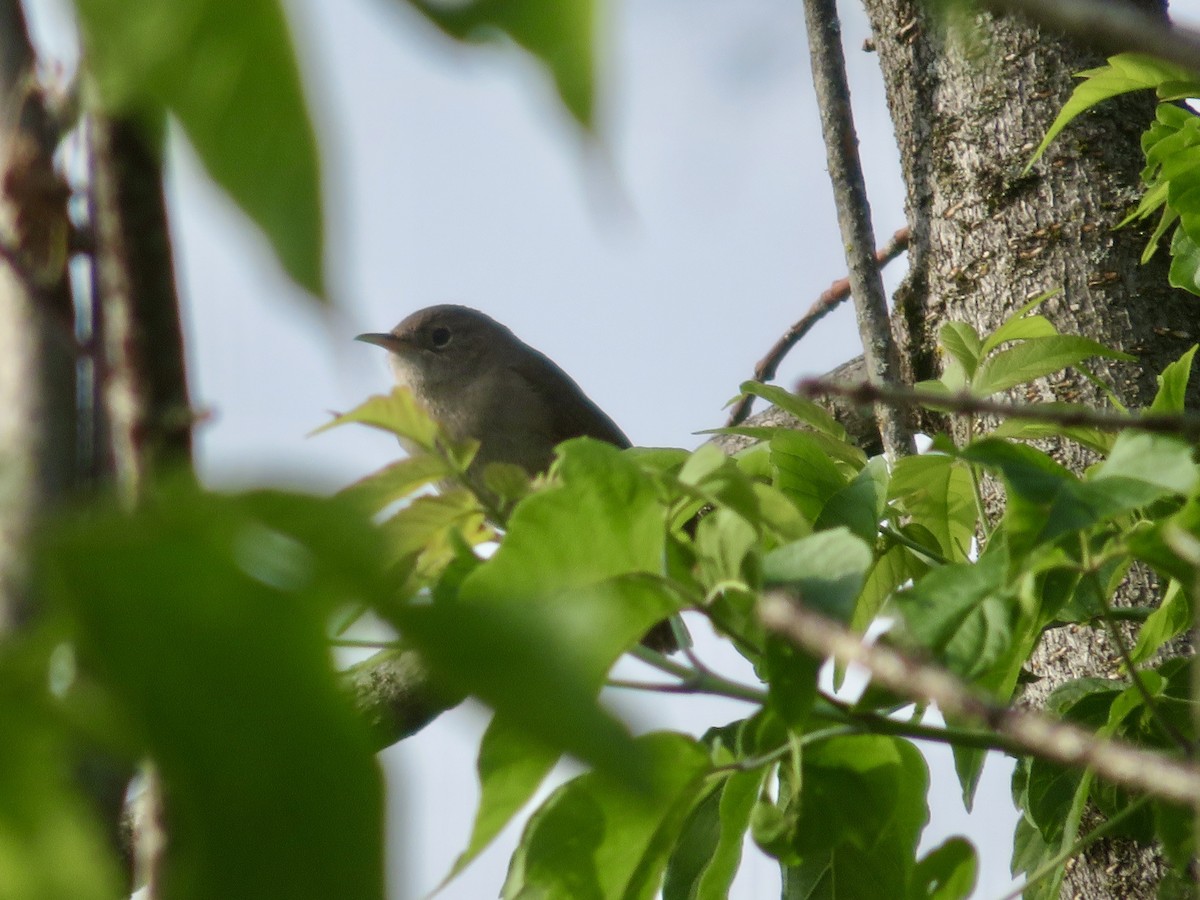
[760,593,1200,807]
[330,638,399,651]
[801,0,913,458]
[879,522,949,566]
[606,678,707,694]
[628,644,768,704]
[726,226,910,427]
[797,377,1200,440]
[817,693,1025,754]
[984,0,1200,77]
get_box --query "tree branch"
[760,593,1200,808]
[725,226,909,427]
[344,649,464,750]
[88,114,194,502]
[801,0,913,458]
[797,376,1200,439]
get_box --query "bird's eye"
[430,326,452,348]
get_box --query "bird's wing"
[508,348,631,449]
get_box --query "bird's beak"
[355,332,402,351]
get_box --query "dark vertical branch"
[801,0,913,458]
[88,114,193,504]
[85,112,195,896]
[0,0,76,626]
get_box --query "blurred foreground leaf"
[41,484,387,900]
[73,0,325,296]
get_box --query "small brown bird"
[356,304,629,476]
[357,304,678,652]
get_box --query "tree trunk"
[0,0,76,630]
[861,0,1192,895]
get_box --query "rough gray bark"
[346,649,466,750]
[860,0,1190,895]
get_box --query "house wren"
[357,304,677,652]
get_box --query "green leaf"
[816,456,889,545]
[1011,814,1055,900]
[393,442,677,781]
[43,486,387,900]
[938,322,983,378]
[971,336,1134,397]
[404,0,597,128]
[1130,579,1191,665]
[1168,223,1200,295]
[1150,345,1199,413]
[1136,192,1177,263]
[463,439,664,601]
[894,549,1012,680]
[74,0,325,295]
[764,636,820,729]
[697,768,762,898]
[789,736,930,899]
[694,508,759,590]
[399,576,675,786]
[910,837,977,900]
[685,455,769,532]
[1154,800,1196,874]
[337,455,450,513]
[1128,497,1200,587]
[1092,431,1199,496]
[1024,757,1085,844]
[378,489,488,573]
[762,528,874,623]
[662,783,724,900]
[662,768,761,900]
[854,540,928,632]
[313,387,446,452]
[502,733,711,900]
[0,688,122,900]
[770,431,850,524]
[961,439,1186,557]
[979,291,1061,356]
[738,381,848,439]
[889,454,976,562]
[441,716,559,888]
[988,414,1114,456]
[980,313,1060,354]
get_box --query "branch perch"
[798,376,1200,439]
[760,593,1200,808]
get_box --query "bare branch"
[88,115,193,501]
[801,0,913,458]
[726,226,909,427]
[797,376,1200,439]
[760,593,1200,808]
